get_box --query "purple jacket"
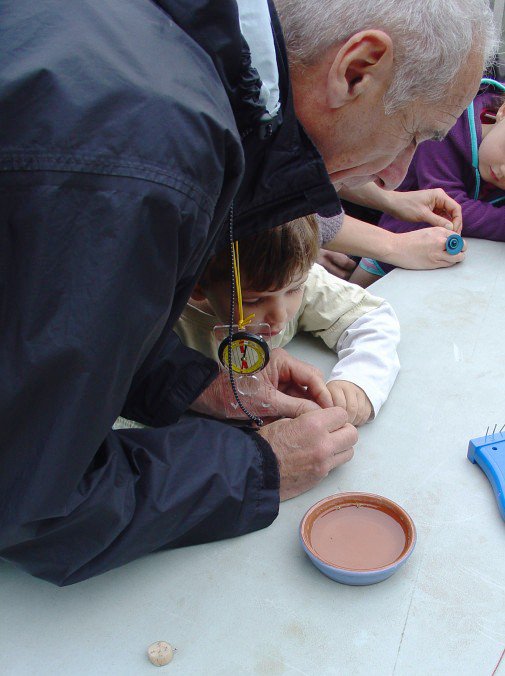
[378,87,505,241]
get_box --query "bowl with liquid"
[299,492,416,585]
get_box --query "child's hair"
[490,93,505,113]
[481,92,505,122]
[202,214,319,292]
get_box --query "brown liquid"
[310,505,406,570]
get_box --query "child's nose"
[265,302,286,326]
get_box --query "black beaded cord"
[227,205,264,427]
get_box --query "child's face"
[479,102,505,189]
[203,273,308,336]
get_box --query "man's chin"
[333,175,376,190]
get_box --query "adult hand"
[386,188,463,233]
[190,348,333,420]
[327,380,372,426]
[268,348,333,411]
[259,407,358,500]
[385,227,467,269]
[317,249,357,280]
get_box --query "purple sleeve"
[440,191,505,241]
[379,127,505,241]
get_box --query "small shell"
[147,641,174,667]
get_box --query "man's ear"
[327,30,394,108]
[190,282,207,301]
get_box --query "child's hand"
[317,249,357,280]
[327,380,372,427]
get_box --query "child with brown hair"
[175,215,400,426]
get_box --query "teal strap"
[480,77,505,92]
[490,195,505,206]
[466,101,481,200]
[474,78,505,202]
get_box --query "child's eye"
[243,298,263,306]
[287,285,304,295]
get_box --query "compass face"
[218,332,270,375]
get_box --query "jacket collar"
[154,0,266,131]
[153,0,341,235]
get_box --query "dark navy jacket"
[0,0,339,584]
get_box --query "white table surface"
[2,238,505,676]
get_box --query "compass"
[218,331,270,375]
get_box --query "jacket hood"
[154,0,267,132]
[154,0,341,239]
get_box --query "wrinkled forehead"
[411,59,484,141]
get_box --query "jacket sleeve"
[121,330,219,427]
[0,176,279,586]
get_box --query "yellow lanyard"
[232,241,255,330]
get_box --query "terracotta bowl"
[299,492,416,585]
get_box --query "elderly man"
[0,0,495,584]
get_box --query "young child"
[351,78,505,287]
[175,215,400,426]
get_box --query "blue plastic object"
[467,432,505,520]
[446,233,464,254]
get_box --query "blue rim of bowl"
[299,492,417,574]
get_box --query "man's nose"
[376,144,416,190]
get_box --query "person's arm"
[0,179,361,585]
[323,213,397,259]
[339,183,463,232]
[323,214,466,269]
[121,330,218,426]
[326,303,401,422]
[315,213,357,280]
[0,174,285,584]
[295,266,400,424]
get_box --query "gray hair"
[275,0,498,113]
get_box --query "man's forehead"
[412,51,484,139]
[413,97,471,141]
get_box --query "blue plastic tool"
[467,431,505,520]
[446,233,464,255]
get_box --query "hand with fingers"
[317,250,357,280]
[258,406,358,501]
[327,380,372,427]
[267,348,333,415]
[391,226,467,270]
[190,347,333,421]
[386,188,463,233]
